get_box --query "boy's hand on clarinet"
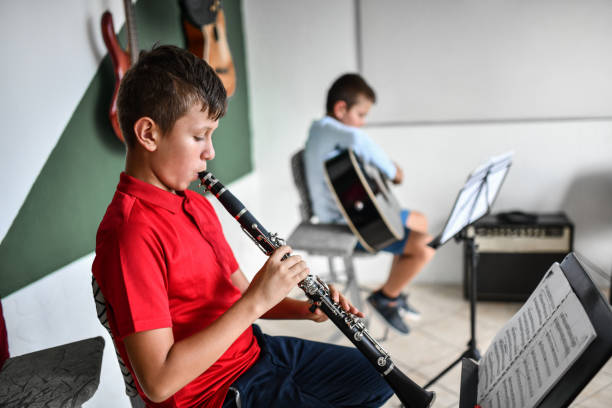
[245,245,309,315]
[392,162,404,185]
[329,284,365,317]
[308,284,365,322]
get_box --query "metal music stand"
[425,152,513,389]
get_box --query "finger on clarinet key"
[328,284,340,303]
[340,296,350,311]
[352,306,365,318]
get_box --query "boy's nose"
[202,144,215,160]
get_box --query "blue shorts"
[355,209,411,255]
[223,324,393,407]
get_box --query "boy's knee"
[416,211,429,230]
[407,211,428,232]
[418,239,435,262]
[403,233,435,262]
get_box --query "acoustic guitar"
[100,0,138,143]
[180,0,236,97]
[324,149,405,253]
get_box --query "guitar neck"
[124,0,139,65]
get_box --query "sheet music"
[476,263,597,408]
[440,179,481,243]
[438,152,512,244]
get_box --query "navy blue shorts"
[356,209,411,255]
[223,324,393,407]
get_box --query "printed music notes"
[476,263,596,408]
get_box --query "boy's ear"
[133,117,161,152]
[333,100,348,120]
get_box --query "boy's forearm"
[260,297,313,319]
[125,293,264,402]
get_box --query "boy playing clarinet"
[92,45,393,407]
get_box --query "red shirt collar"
[117,172,185,214]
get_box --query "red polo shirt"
[92,173,260,407]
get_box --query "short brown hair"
[325,73,376,116]
[117,44,227,147]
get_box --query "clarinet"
[199,171,435,408]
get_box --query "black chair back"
[290,149,314,221]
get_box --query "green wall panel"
[0,0,251,297]
[205,0,253,182]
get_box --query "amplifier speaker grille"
[463,213,573,301]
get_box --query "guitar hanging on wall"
[100,0,138,142]
[180,0,236,97]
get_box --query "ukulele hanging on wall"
[100,0,138,143]
[180,0,236,97]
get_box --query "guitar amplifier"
[463,212,573,301]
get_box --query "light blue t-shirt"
[304,116,397,223]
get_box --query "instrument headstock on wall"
[100,0,139,142]
[180,0,236,97]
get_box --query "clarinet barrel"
[199,171,435,408]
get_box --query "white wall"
[239,0,612,288]
[360,0,612,122]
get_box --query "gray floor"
[256,283,612,408]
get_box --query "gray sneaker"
[397,293,421,321]
[367,291,410,335]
